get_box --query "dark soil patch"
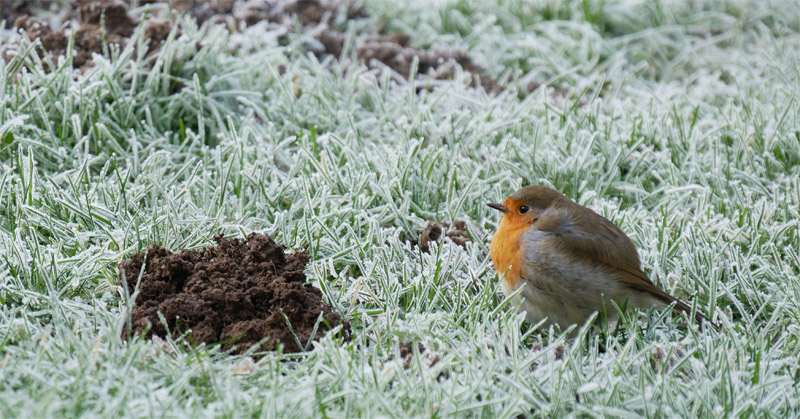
[418,220,469,253]
[3,0,172,70]
[398,341,424,369]
[356,36,499,92]
[1,0,65,24]
[394,341,441,381]
[2,0,498,89]
[118,233,347,354]
[169,0,497,91]
[168,0,369,27]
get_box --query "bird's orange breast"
[489,216,528,290]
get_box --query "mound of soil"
[118,233,347,354]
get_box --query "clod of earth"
[353,36,499,93]
[118,233,348,354]
[418,220,469,253]
[398,341,424,369]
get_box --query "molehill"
[118,233,347,354]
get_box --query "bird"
[487,185,713,330]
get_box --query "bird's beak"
[487,203,509,213]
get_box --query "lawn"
[1,0,799,416]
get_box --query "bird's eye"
[519,206,529,214]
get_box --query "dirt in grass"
[355,35,499,92]
[417,220,469,253]
[2,0,499,92]
[167,0,369,26]
[118,233,347,354]
[166,0,498,91]
[2,0,172,70]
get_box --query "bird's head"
[487,185,567,226]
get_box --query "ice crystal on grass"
[1,0,800,417]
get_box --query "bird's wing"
[534,205,711,324]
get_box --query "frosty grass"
[1,0,800,417]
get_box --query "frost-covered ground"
[1,0,800,416]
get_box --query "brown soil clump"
[119,233,347,354]
[399,341,424,369]
[12,16,67,52]
[79,0,136,35]
[3,0,172,70]
[356,39,499,92]
[418,220,469,253]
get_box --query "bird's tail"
[670,298,718,330]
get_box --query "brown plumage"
[489,185,714,329]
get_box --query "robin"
[488,185,713,330]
